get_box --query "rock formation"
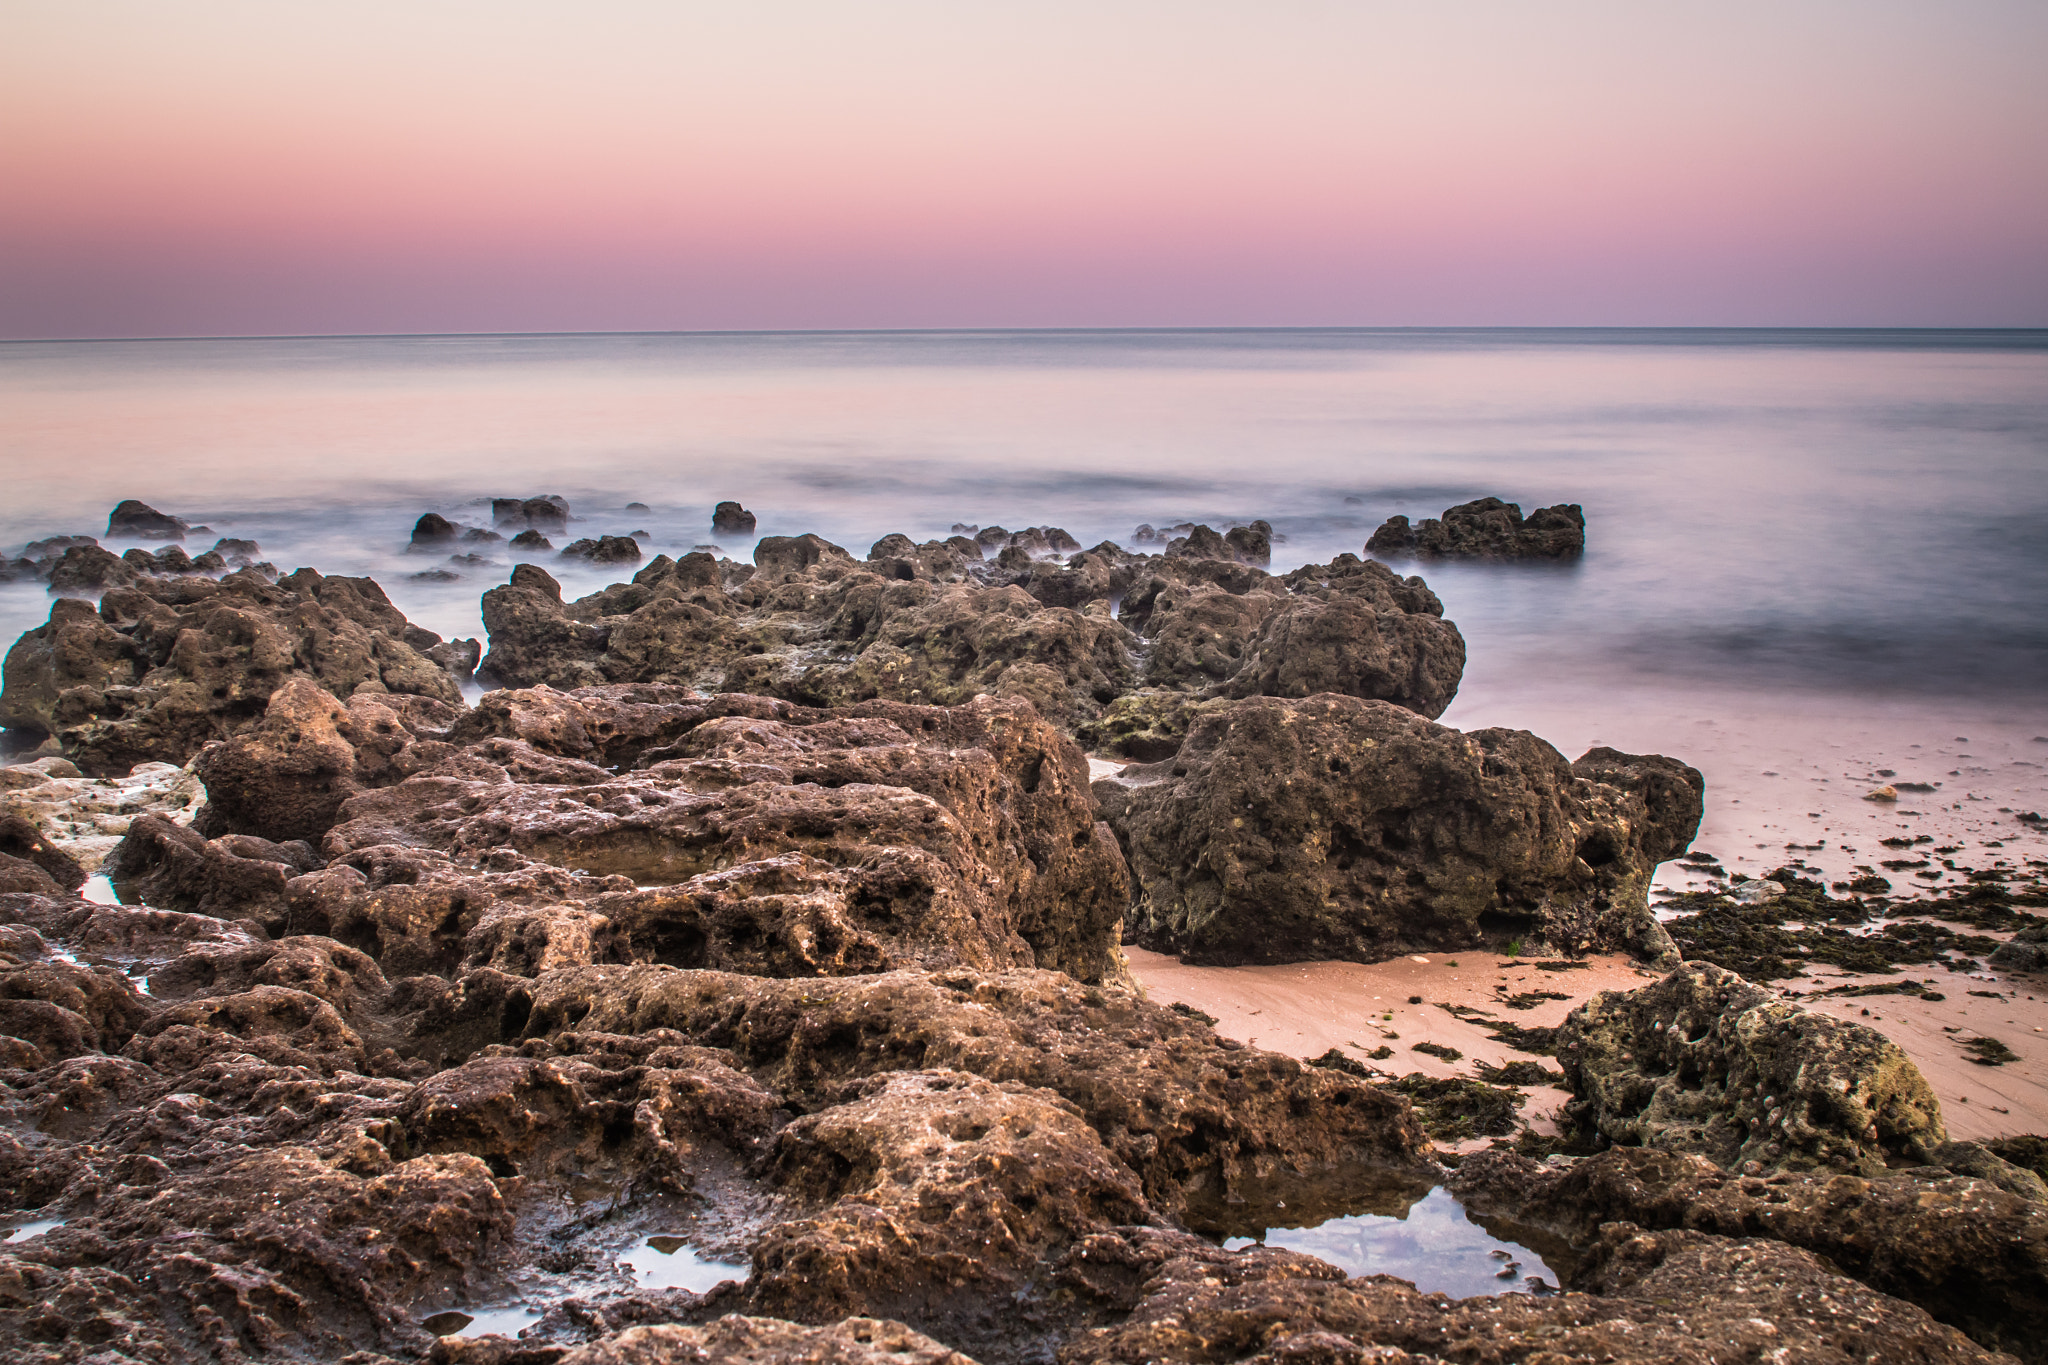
[1097,693,1700,966]
[474,534,1465,733]
[0,568,474,774]
[1367,496,1586,560]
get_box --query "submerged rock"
[1100,693,1699,966]
[1367,496,1585,560]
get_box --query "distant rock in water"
[712,500,758,534]
[494,495,570,532]
[509,528,554,551]
[1367,497,1585,560]
[409,512,460,547]
[107,500,188,541]
[559,534,643,565]
[1094,693,1700,967]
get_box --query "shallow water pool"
[1223,1186,1563,1299]
[617,1235,749,1292]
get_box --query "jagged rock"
[1057,1220,2004,1365]
[0,567,463,773]
[101,813,303,925]
[1100,694,1699,966]
[513,965,1428,1226]
[510,529,555,552]
[47,543,139,593]
[1366,496,1586,560]
[553,1318,976,1365]
[107,500,189,541]
[1556,962,1946,1174]
[327,692,1130,985]
[747,1069,1152,1333]
[473,534,1463,735]
[1450,1146,2048,1363]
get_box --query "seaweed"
[1473,1059,1566,1087]
[1962,1036,2020,1066]
[1501,990,1571,1010]
[1384,1073,1524,1141]
[1168,1001,1218,1025]
[1411,1040,1463,1062]
[1307,1047,1373,1078]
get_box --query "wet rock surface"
[1099,693,1700,966]
[1366,496,1586,560]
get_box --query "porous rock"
[1451,1145,2048,1362]
[0,567,465,773]
[1555,961,1946,1174]
[475,533,1464,734]
[326,691,1130,985]
[1101,693,1699,966]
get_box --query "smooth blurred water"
[3,329,2045,720]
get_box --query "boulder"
[1366,496,1586,560]
[494,495,570,532]
[560,535,643,565]
[714,501,759,534]
[1102,693,1700,965]
[107,500,188,541]
[1555,962,1946,1174]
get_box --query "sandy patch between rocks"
[1129,945,2048,1145]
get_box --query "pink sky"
[3,1,2045,336]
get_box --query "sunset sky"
[4,1,2045,336]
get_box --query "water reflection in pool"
[1224,1186,1562,1300]
[617,1235,749,1293]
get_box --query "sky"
[3,1,2046,336]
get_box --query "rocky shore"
[0,504,2041,1365]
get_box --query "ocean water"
[4,330,2046,840]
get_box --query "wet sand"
[1127,943,2048,1144]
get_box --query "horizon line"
[6,323,2048,346]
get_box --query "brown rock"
[1105,694,1698,966]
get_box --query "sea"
[4,329,2046,882]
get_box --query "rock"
[471,532,1465,738]
[106,500,189,541]
[514,966,1428,1226]
[0,567,463,773]
[1555,962,1946,1174]
[412,512,463,547]
[1106,693,1699,966]
[47,543,139,593]
[495,496,571,532]
[714,501,759,534]
[328,692,1132,985]
[1366,497,1585,560]
[560,535,644,565]
[553,1318,976,1365]
[747,1069,1152,1333]
[101,813,301,926]
[510,529,554,551]
[187,679,370,843]
[0,814,88,893]
[1450,1146,2048,1363]
[1868,784,1900,802]
[1057,1220,2003,1365]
